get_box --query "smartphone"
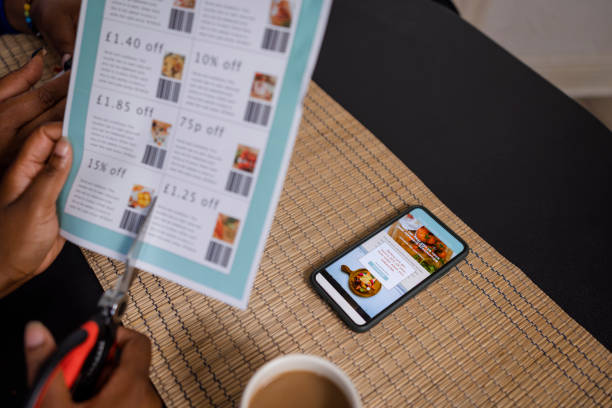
[310,206,468,332]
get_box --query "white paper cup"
[240,354,362,408]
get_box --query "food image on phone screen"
[314,207,466,329]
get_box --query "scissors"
[24,198,157,407]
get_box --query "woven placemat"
[2,34,611,407]
[0,34,62,80]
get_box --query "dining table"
[313,0,612,350]
[0,0,610,406]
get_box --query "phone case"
[310,205,469,332]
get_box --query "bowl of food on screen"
[388,222,453,273]
[341,265,381,297]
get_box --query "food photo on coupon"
[245,72,278,126]
[262,1,293,52]
[120,185,156,233]
[142,119,172,169]
[157,52,185,102]
[225,144,259,197]
[270,0,292,27]
[234,145,259,174]
[174,0,196,9]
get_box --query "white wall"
[455,0,612,98]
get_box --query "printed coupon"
[60,0,331,308]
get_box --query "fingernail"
[63,57,73,72]
[61,54,72,67]
[31,47,43,58]
[30,47,44,58]
[25,321,46,349]
[30,47,47,59]
[54,137,70,158]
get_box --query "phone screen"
[320,208,465,323]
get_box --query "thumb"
[24,322,74,407]
[0,123,65,206]
[24,321,57,386]
[19,136,72,212]
[0,51,45,102]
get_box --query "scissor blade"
[126,196,157,263]
[117,197,157,294]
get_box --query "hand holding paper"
[0,123,72,297]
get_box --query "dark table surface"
[313,0,612,349]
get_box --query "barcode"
[156,78,181,102]
[142,145,167,169]
[261,28,290,53]
[168,9,194,33]
[244,101,272,126]
[205,241,232,267]
[119,210,146,233]
[225,171,253,196]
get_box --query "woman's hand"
[0,122,72,298]
[0,52,69,171]
[24,322,163,407]
[5,0,81,60]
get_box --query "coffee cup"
[241,354,361,408]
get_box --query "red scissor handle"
[24,320,102,408]
[58,321,100,389]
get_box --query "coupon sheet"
[59,0,331,308]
